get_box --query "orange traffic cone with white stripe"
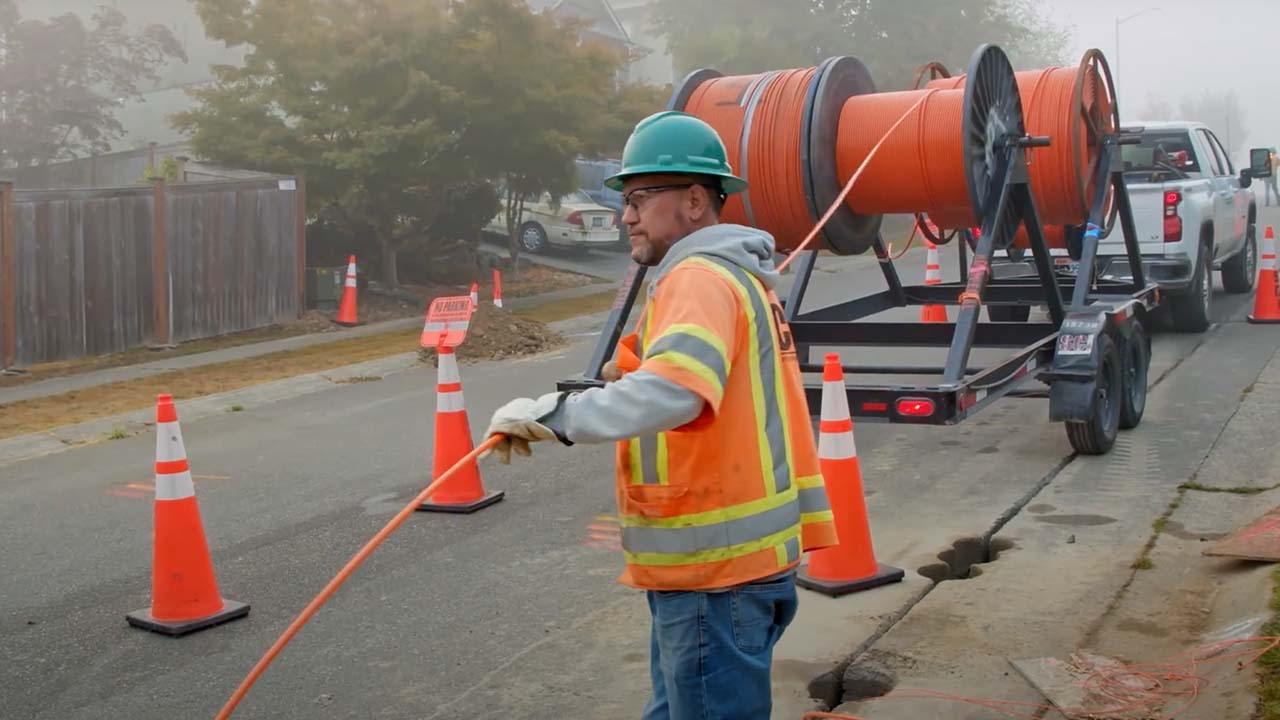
[1248,226,1280,324]
[469,281,479,312]
[493,268,504,309]
[334,255,359,326]
[417,346,504,513]
[127,394,249,636]
[798,354,904,597]
[920,239,948,323]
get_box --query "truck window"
[1121,130,1201,177]
[1202,130,1234,174]
[1196,129,1227,176]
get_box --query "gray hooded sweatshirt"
[543,223,781,444]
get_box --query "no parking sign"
[419,296,472,349]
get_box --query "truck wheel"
[1221,222,1257,294]
[1065,333,1121,455]
[988,305,1031,322]
[1169,244,1211,333]
[1118,322,1149,430]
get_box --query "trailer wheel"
[1065,333,1121,455]
[1118,323,1149,430]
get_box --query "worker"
[483,111,838,720]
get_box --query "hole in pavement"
[916,536,1014,583]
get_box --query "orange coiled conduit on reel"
[673,45,1118,255]
[925,50,1119,248]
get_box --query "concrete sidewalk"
[0,282,615,408]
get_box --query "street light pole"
[1115,7,1161,103]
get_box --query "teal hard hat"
[604,111,747,195]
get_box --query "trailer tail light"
[896,398,935,417]
[566,211,584,227]
[1163,191,1182,243]
[861,401,889,413]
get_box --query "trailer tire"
[1118,323,1149,430]
[1065,333,1121,455]
[988,305,1031,322]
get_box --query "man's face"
[619,175,712,266]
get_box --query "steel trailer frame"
[557,60,1159,455]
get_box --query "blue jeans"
[641,572,799,720]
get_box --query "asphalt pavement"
[1,209,1277,718]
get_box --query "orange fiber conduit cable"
[215,434,504,720]
[926,53,1118,245]
[834,88,974,229]
[743,68,820,245]
[776,92,931,273]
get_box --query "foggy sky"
[1042,0,1278,163]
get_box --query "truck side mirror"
[1250,148,1273,178]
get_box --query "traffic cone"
[920,240,948,322]
[127,394,249,636]
[334,255,359,326]
[1248,226,1280,324]
[798,354,904,597]
[417,346,504,514]
[469,281,479,312]
[493,268,504,309]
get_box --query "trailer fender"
[1047,311,1108,422]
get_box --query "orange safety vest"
[612,253,838,591]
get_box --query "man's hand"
[481,392,566,464]
[601,360,622,382]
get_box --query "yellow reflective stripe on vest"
[774,536,801,566]
[621,496,801,556]
[683,256,792,496]
[645,323,730,402]
[796,474,834,524]
[624,522,801,567]
[628,306,669,485]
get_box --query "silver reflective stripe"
[784,536,801,564]
[700,257,792,495]
[639,433,661,485]
[622,500,800,555]
[644,332,728,388]
[798,486,831,515]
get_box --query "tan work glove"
[481,392,567,464]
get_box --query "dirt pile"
[418,302,565,365]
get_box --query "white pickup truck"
[996,121,1267,332]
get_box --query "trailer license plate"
[1057,333,1094,355]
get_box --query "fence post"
[296,174,307,318]
[1,180,14,369]
[152,178,171,347]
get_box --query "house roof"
[534,0,632,45]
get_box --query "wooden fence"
[0,176,305,369]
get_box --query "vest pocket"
[624,483,689,517]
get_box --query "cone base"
[1247,315,1280,324]
[126,598,249,637]
[797,562,905,597]
[416,490,504,514]
[332,319,362,327]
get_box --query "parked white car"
[486,189,619,254]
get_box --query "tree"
[181,0,627,284]
[0,0,185,169]
[1179,90,1247,157]
[649,0,1069,90]
[179,0,469,288]
[444,0,626,271]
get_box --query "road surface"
[1,206,1276,719]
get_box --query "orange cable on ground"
[214,435,504,720]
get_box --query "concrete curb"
[0,352,420,468]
